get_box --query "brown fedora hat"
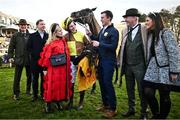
[16,19,29,25]
[123,8,141,18]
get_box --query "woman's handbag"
[50,41,67,66]
[50,53,66,66]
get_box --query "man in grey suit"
[118,8,148,119]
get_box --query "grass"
[0,68,179,119]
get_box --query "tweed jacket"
[144,29,180,86]
[118,24,148,79]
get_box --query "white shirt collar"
[130,23,139,41]
[38,30,44,34]
[132,23,139,29]
[103,25,108,29]
[103,23,112,30]
[102,24,110,33]
[38,30,44,39]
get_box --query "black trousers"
[144,81,171,119]
[32,71,44,98]
[13,65,31,95]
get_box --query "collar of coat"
[35,31,48,37]
[104,23,114,30]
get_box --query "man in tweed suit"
[118,8,148,119]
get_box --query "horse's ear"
[91,7,97,11]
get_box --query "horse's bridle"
[73,12,93,29]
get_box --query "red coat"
[38,38,72,102]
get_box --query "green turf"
[0,68,179,119]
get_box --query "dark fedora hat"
[16,19,29,25]
[123,8,141,17]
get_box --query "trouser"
[68,62,77,105]
[70,62,77,83]
[13,65,31,95]
[69,63,85,106]
[69,83,75,106]
[144,84,171,119]
[125,62,147,115]
[32,71,44,98]
[98,60,116,111]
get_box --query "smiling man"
[118,8,148,119]
[28,19,49,102]
[87,10,119,118]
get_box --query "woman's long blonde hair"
[46,23,59,44]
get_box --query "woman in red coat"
[38,23,72,113]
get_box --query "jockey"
[61,17,96,110]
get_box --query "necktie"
[128,27,133,41]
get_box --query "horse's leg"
[119,77,123,88]
[114,64,119,84]
[91,82,96,94]
[77,90,85,110]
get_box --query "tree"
[160,5,180,42]
[159,9,173,29]
[139,13,147,22]
[174,5,180,41]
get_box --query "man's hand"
[170,74,178,81]
[92,40,100,47]
[9,58,14,63]
[43,71,47,76]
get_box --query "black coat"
[27,31,48,72]
[8,31,30,66]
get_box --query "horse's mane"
[88,15,101,36]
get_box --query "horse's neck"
[88,16,101,36]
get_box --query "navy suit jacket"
[91,24,119,62]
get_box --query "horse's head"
[71,7,101,35]
[71,8,96,24]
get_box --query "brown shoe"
[102,110,117,119]
[96,105,110,112]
